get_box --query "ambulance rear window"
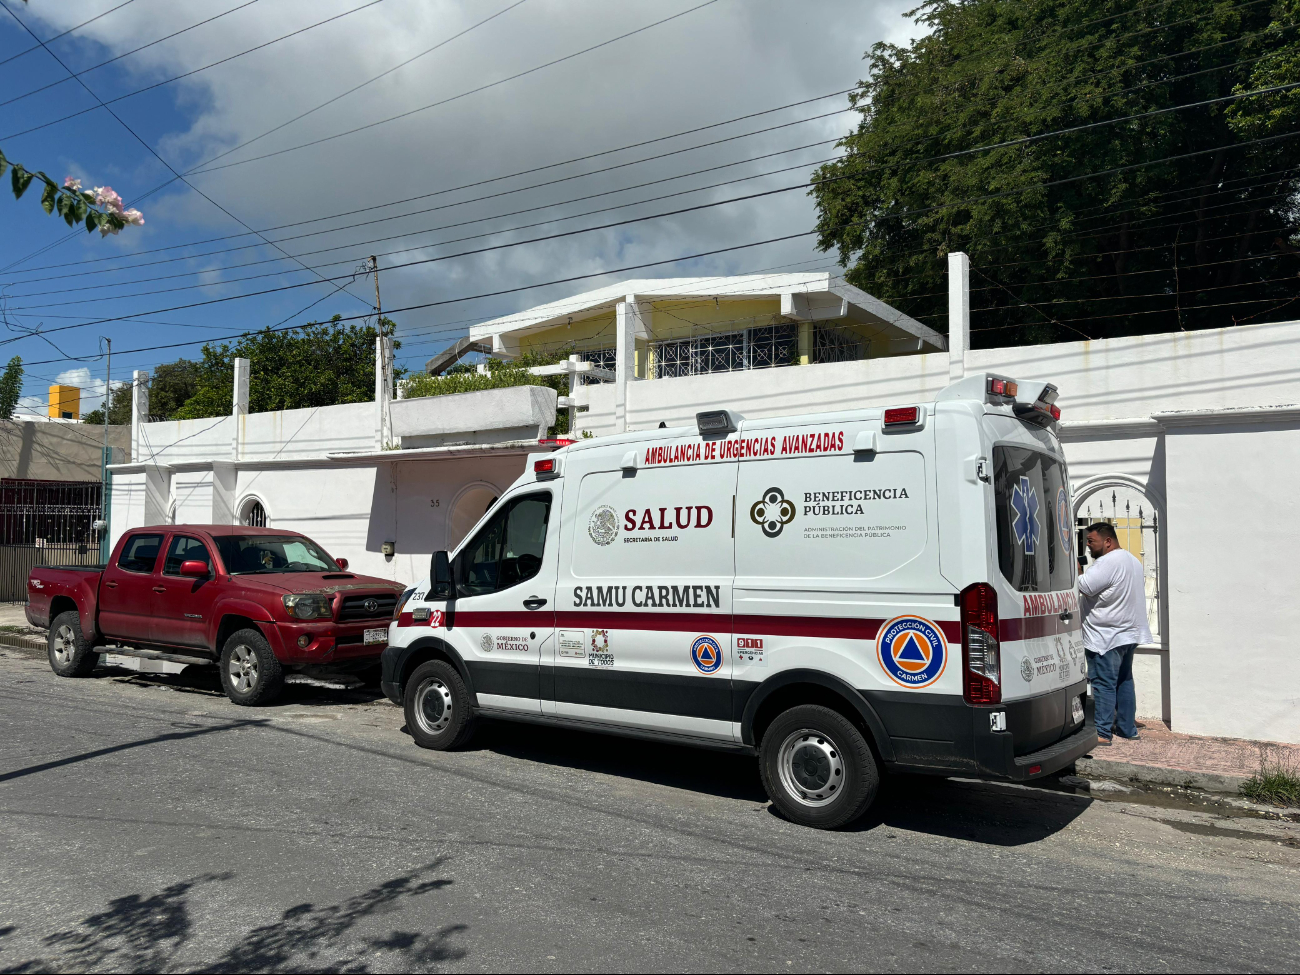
[993,446,1075,593]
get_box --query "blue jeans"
[1086,644,1138,739]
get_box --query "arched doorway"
[1072,474,1169,723]
[446,482,499,550]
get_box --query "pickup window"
[117,533,164,574]
[163,535,212,575]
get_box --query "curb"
[0,630,47,654]
[1076,756,1247,794]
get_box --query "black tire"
[219,627,284,706]
[403,659,476,750]
[47,609,98,677]
[759,704,879,829]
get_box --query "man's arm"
[1077,556,1112,598]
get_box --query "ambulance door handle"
[523,596,548,610]
[1059,611,1073,622]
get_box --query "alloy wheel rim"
[414,677,453,736]
[776,728,845,807]
[51,624,75,664]
[228,644,259,693]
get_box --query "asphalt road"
[1,645,1298,974]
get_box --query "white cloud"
[13,0,921,364]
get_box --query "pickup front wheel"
[48,610,98,677]
[219,628,284,706]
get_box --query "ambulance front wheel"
[404,659,477,750]
[759,705,879,829]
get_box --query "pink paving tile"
[1088,721,1300,777]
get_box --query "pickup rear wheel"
[48,610,98,677]
[759,704,879,830]
[404,659,476,750]
[219,628,284,706]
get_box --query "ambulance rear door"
[981,415,1087,709]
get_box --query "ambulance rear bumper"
[871,681,1096,781]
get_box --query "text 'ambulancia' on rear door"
[555,455,736,740]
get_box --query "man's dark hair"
[1086,522,1118,542]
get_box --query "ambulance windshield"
[993,446,1075,593]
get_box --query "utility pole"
[371,255,392,447]
[99,337,111,559]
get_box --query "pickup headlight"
[282,593,333,620]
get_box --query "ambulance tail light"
[883,406,920,426]
[533,458,558,479]
[961,582,1001,705]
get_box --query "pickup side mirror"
[335,557,349,570]
[430,550,452,599]
[179,560,210,579]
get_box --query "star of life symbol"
[750,487,796,538]
[1010,475,1042,555]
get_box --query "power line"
[0,0,264,109]
[3,140,842,298]
[5,107,850,280]
[0,0,141,69]
[1,0,722,152]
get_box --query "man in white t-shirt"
[1078,522,1152,745]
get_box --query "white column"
[231,357,250,460]
[130,369,149,463]
[614,296,635,433]
[948,251,969,382]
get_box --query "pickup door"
[152,533,220,650]
[98,532,166,643]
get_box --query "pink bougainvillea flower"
[63,176,82,191]
[123,209,144,227]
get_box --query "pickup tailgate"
[28,564,104,637]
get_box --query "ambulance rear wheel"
[405,659,476,750]
[759,705,879,829]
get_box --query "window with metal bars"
[650,323,797,379]
[815,325,865,363]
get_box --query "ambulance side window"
[456,492,551,596]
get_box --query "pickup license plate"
[363,627,387,646]
[1071,696,1085,726]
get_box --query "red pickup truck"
[27,525,405,706]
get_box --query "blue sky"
[0,0,917,417]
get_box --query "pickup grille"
[338,593,398,621]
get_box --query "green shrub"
[1240,758,1300,807]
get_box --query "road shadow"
[87,660,390,708]
[472,719,769,803]
[471,721,1089,844]
[840,773,1092,845]
[0,862,466,974]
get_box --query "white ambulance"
[381,373,1094,828]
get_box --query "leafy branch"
[0,148,144,235]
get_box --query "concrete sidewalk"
[1077,720,1300,793]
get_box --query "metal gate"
[1076,488,1161,643]
[0,478,103,602]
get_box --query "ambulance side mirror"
[430,550,452,599]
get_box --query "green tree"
[0,357,22,420]
[811,0,1300,346]
[402,345,578,435]
[148,359,201,419]
[172,317,405,419]
[82,381,132,426]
